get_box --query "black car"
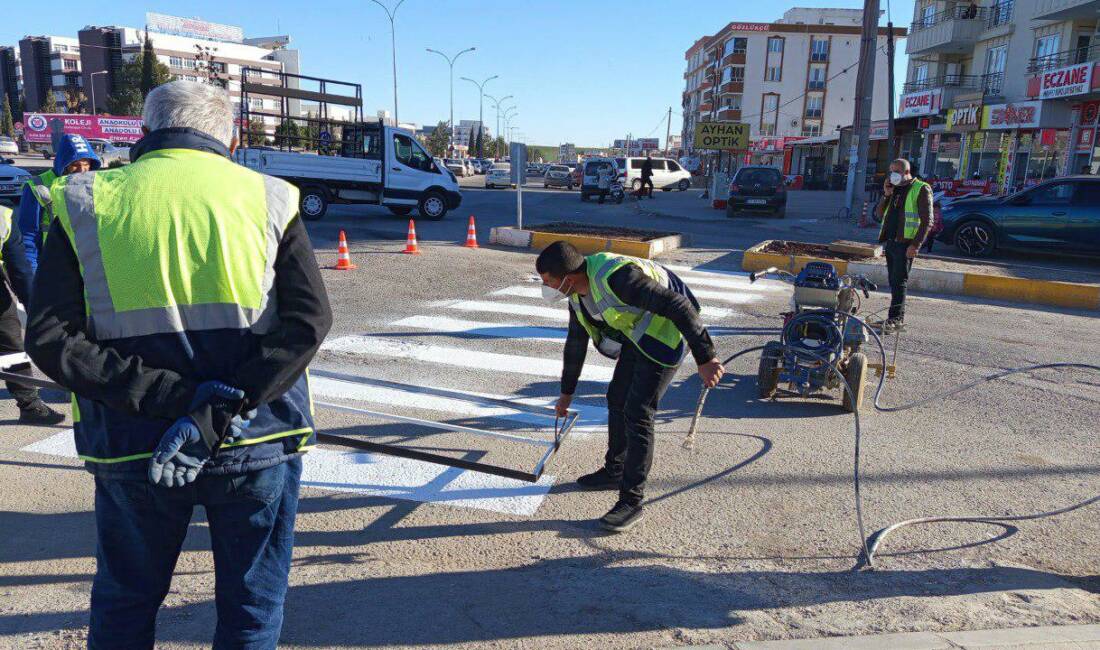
[727,166,787,218]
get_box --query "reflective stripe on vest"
[54,167,296,341]
[879,179,929,241]
[0,205,11,262]
[570,252,686,367]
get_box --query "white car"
[87,138,126,166]
[0,160,32,204]
[617,156,692,192]
[444,159,468,177]
[485,164,514,189]
[0,136,18,156]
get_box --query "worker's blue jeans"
[88,456,302,650]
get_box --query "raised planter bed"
[490,222,684,259]
[743,239,876,275]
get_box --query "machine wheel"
[418,191,448,221]
[757,342,783,398]
[954,219,996,257]
[841,352,868,412]
[299,187,328,221]
[388,205,413,216]
[678,179,690,191]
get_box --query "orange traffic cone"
[402,219,421,255]
[333,230,357,270]
[463,215,479,248]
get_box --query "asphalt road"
[1,174,1098,649]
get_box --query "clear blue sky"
[6,0,915,147]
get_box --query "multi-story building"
[19,35,82,113]
[454,119,490,153]
[0,46,21,115]
[682,7,905,182]
[558,142,577,162]
[900,0,1098,189]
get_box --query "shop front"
[1025,60,1100,175]
[786,134,840,189]
[971,100,1073,193]
[941,93,983,182]
[896,87,944,175]
[1070,100,1099,174]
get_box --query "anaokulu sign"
[693,122,749,150]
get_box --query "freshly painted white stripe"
[435,300,570,321]
[700,305,734,319]
[20,431,554,515]
[667,265,784,292]
[390,314,566,341]
[491,286,543,299]
[690,288,763,304]
[666,264,752,279]
[321,336,615,381]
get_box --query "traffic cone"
[463,215,479,248]
[858,200,871,228]
[402,219,421,255]
[332,230,357,270]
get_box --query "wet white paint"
[389,315,566,341]
[432,300,570,321]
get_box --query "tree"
[274,118,300,148]
[0,96,13,137]
[64,87,87,114]
[489,136,506,159]
[140,30,156,98]
[107,53,171,116]
[299,112,320,150]
[473,126,484,159]
[41,89,58,113]
[424,120,451,158]
[244,118,269,146]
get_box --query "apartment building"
[901,0,1098,190]
[681,7,905,182]
[18,35,82,113]
[0,46,21,114]
[454,119,491,152]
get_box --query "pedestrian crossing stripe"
[390,315,566,341]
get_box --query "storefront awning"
[788,134,839,146]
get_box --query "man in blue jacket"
[17,134,101,273]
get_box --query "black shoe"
[576,467,622,491]
[599,500,645,533]
[18,399,66,425]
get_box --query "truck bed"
[235,149,382,184]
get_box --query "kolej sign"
[982,101,1043,129]
[1039,63,1093,99]
[693,122,749,150]
[23,113,144,143]
[898,88,942,118]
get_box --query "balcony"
[719,81,744,94]
[699,80,713,91]
[1028,43,1100,73]
[722,51,746,66]
[906,5,986,55]
[698,103,714,114]
[718,109,742,121]
[902,73,999,106]
[1033,0,1098,20]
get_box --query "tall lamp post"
[369,0,408,125]
[485,93,512,157]
[426,47,475,154]
[89,70,107,114]
[460,74,498,159]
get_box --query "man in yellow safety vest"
[876,158,933,331]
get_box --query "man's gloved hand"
[222,408,260,445]
[148,416,209,487]
[189,381,246,412]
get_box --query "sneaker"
[882,317,906,334]
[599,501,645,533]
[576,467,622,491]
[18,399,66,425]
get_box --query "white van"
[616,156,692,193]
[234,122,461,221]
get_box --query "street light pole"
[369,0,408,125]
[89,70,107,115]
[460,74,498,158]
[426,47,475,154]
[485,93,513,157]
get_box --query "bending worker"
[17,133,101,273]
[0,204,63,423]
[537,241,724,533]
[26,80,332,648]
[875,158,932,332]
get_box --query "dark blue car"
[938,176,1100,257]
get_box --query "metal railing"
[911,4,984,32]
[985,0,1013,28]
[981,71,1004,94]
[902,74,980,93]
[1028,43,1100,73]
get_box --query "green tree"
[473,126,484,158]
[107,53,172,116]
[424,120,451,158]
[274,118,300,148]
[41,89,58,113]
[65,87,87,114]
[0,96,13,137]
[244,117,269,146]
[299,112,319,149]
[490,136,506,158]
[140,30,156,98]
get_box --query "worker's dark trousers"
[884,240,914,321]
[605,343,678,505]
[640,176,655,197]
[0,290,39,408]
[88,457,302,650]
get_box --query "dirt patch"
[527,221,678,242]
[761,240,874,262]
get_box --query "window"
[63,59,77,71]
[761,94,779,136]
[802,123,822,137]
[920,4,935,28]
[767,37,784,53]
[169,56,184,68]
[722,94,742,111]
[805,94,823,118]
[393,132,433,171]
[650,160,667,170]
[1034,34,1061,62]
[810,37,829,62]
[985,45,1007,75]
[721,66,732,84]
[765,37,784,82]
[914,64,928,85]
[808,64,826,89]
[724,37,747,57]
[731,66,744,82]
[1029,182,1074,205]
[766,65,782,82]
[667,161,681,172]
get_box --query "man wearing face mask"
[875,159,932,331]
[536,241,724,532]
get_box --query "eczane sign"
[898,89,942,118]
[1039,63,1093,99]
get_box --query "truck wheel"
[841,352,868,412]
[388,205,413,216]
[300,187,328,221]
[758,342,782,398]
[418,191,447,221]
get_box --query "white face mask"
[889,172,905,186]
[541,277,571,302]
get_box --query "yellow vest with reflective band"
[569,252,686,367]
[0,205,11,262]
[880,178,930,241]
[22,169,57,241]
[51,148,315,468]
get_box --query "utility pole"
[664,106,672,156]
[426,47,475,154]
[369,0,407,125]
[886,21,896,164]
[845,0,882,216]
[461,75,498,159]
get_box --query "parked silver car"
[543,164,574,190]
[87,138,126,166]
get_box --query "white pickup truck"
[234,122,461,221]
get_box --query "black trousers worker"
[875,160,932,324]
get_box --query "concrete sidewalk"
[668,624,1100,649]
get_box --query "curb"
[489,226,684,259]
[741,240,1100,311]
